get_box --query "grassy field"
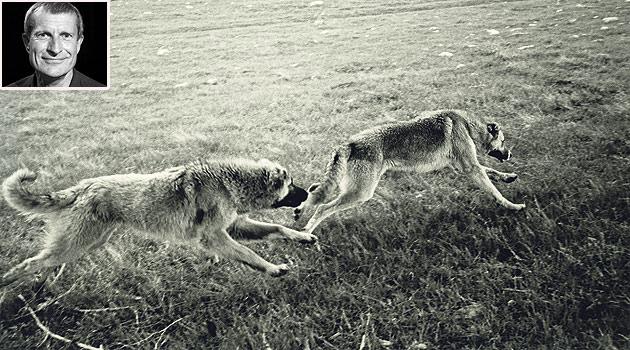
[1,0,629,348]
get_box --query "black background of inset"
[2,2,108,86]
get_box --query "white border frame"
[0,0,110,91]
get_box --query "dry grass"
[1,0,629,348]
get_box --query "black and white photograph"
[1,1,108,88]
[0,0,628,349]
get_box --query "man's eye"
[61,33,72,39]
[34,33,49,39]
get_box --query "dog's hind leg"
[303,173,380,234]
[469,167,525,210]
[206,229,291,277]
[302,194,361,234]
[1,246,71,287]
[293,182,324,221]
[481,165,518,183]
[229,217,317,243]
[1,221,113,287]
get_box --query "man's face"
[22,10,83,79]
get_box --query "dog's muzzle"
[272,184,308,208]
[488,149,511,162]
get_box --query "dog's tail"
[306,145,350,206]
[2,169,76,214]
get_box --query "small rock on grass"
[602,17,618,23]
[438,51,453,57]
[378,339,393,347]
[409,341,429,350]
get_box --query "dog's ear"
[173,170,198,198]
[487,123,500,136]
[266,168,288,189]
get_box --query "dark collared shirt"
[7,69,105,87]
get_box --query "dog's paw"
[268,263,290,277]
[510,203,526,211]
[503,173,518,183]
[307,182,321,193]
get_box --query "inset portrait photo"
[1,1,109,89]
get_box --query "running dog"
[294,110,525,233]
[1,159,317,286]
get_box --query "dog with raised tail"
[1,159,317,287]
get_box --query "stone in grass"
[378,339,393,347]
[486,29,500,35]
[157,47,170,56]
[409,341,429,350]
[438,52,453,57]
[602,17,618,23]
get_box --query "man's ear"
[22,33,30,52]
[77,35,84,54]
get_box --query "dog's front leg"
[481,165,518,183]
[469,167,525,210]
[230,217,317,243]
[209,229,290,277]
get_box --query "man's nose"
[46,36,62,55]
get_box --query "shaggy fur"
[1,159,317,286]
[295,110,525,234]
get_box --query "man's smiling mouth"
[42,57,68,64]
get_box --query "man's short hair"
[23,2,84,38]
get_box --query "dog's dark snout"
[488,149,511,162]
[293,185,308,203]
[272,184,308,208]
